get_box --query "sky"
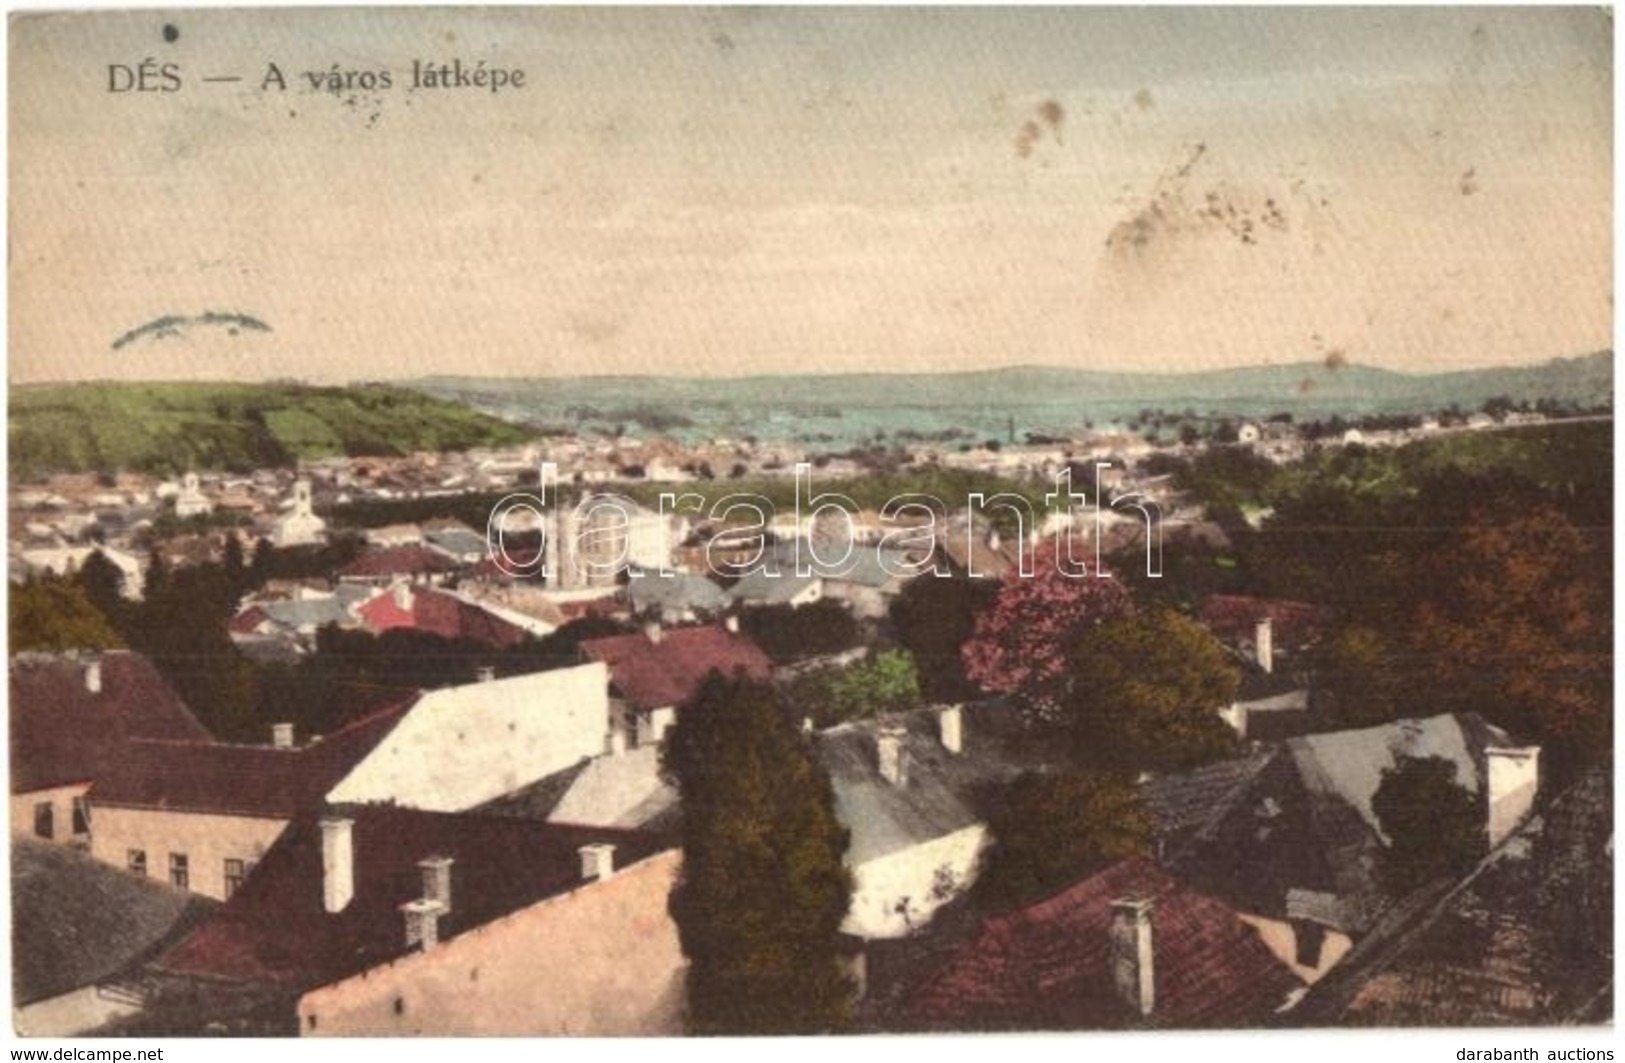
[8,7,1614,384]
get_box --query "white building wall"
[326,663,611,812]
[843,824,990,940]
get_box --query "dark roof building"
[156,805,670,991]
[13,838,217,1011]
[11,651,212,796]
[1289,768,1612,1027]
[336,545,459,584]
[580,622,772,712]
[897,857,1304,1030]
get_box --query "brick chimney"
[877,726,908,787]
[938,705,964,755]
[271,722,295,749]
[579,843,616,883]
[400,898,444,952]
[419,856,453,914]
[320,817,355,914]
[84,658,103,695]
[1486,746,1541,846]
[1255,617,1273,675]
[1109,897,1156,1017]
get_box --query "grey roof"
[815,705,1060,866]
[13,839,218,1005]
[546,745,680,831]
[424,528,490,558]
[728,568,821,605]
[1141,749,1275,847]
[626,571,730,614]
[474,759,591,821]
[1287,768,1613,1027]
[254,585,372,630]
[1151,713,1513,935]
[769,540,915,589]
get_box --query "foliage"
[1371,755,1486,893]
[1310,624,1415,729]
[662,675,854,1034]
[9,381,530,477]
[962,544,1135,717]
[738,599,860,664]
[788,650,922,729]
[889,574,999,701]
[10,576,125,653]
[977,771,1153,911]
[1067,609,1240,772]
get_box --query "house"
[814,704,1062,940]
[1140,713,1541,984]
[580,622,773,746]
[422,524,491,565]
[1216,617,1315,741]
[367,522,424,548]
[336,544,460,586]
[11,651,212,850]
[87,705,411,900]
[1201,595,1328,661]
[355,582,533,647]
[727,567,823,609]
[229,584,375,654]
[1288,768,1612,1027]
[893,857,1305,1030]
[767,540,920,620]
[624,570,730,624]
[477,742,680,834]
[13,838,218,1035]
[325,662,614,812]
[151,807,684,1036]
[172,473,212,518]
[272,480,327,548]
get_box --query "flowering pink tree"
[962,545,1135,719]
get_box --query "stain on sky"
[1013,98,1065,158]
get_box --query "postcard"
[6,5,1613,1042]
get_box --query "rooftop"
[580,623,772,712]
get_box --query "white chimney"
[418,855,453,913]
[400,898,444,951]
[877,726,908,787]
[724,614,740,634]
[84,658,102,694]
[271,722,295,749]
[320,817,355,914]
[1255,617,1274,675]
[987,528,1002,552]
[644,620,663,645]
[475,666,496,683]
[607,728,627,756]
[579,843,616,883]
[938,705,964,755]
[1109,897,1156,1017]
[392,582,412,611]
[1485,746,1541,846]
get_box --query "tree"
[1371,755,1485,893]
[662,675,853,1034]
[1066,608,1241,773]
[1310,624,1415,729]
[889,575,999,701]
[738,599,860,664]
[962,545,1134,719]
[791,649,922,729]
[11,576,125,653]
[222,533,247,596]
[75,549,127,625]
[977,771,1153,910]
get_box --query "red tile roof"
[1201,594,1330,649]
[88,700,413,819]
[357,586,529,648]
[157,805,671,989]
[337,545,459,580]
[580,624,772,711]
[901,858,1303,1030]
[10,652,213,795]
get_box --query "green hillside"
[10,382,532,478]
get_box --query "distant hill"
[10,382,532,479]
[413,352,1612,444]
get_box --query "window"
[169,852,189,890]
[33,802,53,839]
[128,849,147,876]
[224,858,245,898]
[71,796,91,836]
[1293,920,1327,968]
